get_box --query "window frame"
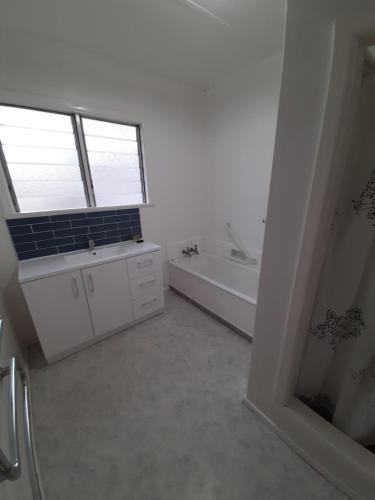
[0,103,149,217]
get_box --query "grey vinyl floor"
[29,290,347,500]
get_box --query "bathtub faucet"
[182,245,199,257]
[190,244,199,255]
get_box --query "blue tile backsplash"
[7,208,142,260]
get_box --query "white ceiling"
[0,0,285,89]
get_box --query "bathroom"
[1,1,375,499]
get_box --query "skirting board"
[169,286,252,343]
[242,397,361,500]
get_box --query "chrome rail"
[225,222,251,264]
[0,352,43,499]
[0,356,21,482]
[21,369,43,500]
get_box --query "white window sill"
[5,203,154,220]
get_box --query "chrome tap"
[182,244,199,257]
[88,238,96,252]
[190,244,199,255]
[182,247,192,257]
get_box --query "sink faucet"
[88,238,96,252]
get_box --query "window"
[82,118,144,207]
[0,105,146,213]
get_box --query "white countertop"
[19,241,161,283]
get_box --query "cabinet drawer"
[127,251,161,279]
[130,271,163,300]
[132,290,164,320]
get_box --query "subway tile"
[32,220,71,232]
[15,242,37,252]
[57,242,89,253]
[51,213,87,221]
[106,228,132,239]
[13,231,54,244]
[75,232,105,243]
[89,223,118,233]
[54,227,89,238]
[17,247,58,260]
[117,208,139,215]
[103,214,133,223]
[38,237,74,249]
[101,237,120,245]
[8,225,32,235]
[71,217,103,227]
[7,216,50,226]
[132,226,142,234]
[87,210,116,218]
[120,235,133,242]
[8,208,142,259]
[118,220,135,230]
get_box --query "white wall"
[204,52,283,252]
[0,31,208,343]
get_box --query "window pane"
[82,118,144,207]
[0,106,87,212]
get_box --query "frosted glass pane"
[19,196,88,212]
[0,106,72,131]
[0,106,87,212]
[3,146,79,165]
[90,166,141,181]
[82,117,144,207]
[91,180,142,195]
[95,193,144,207]
[13,180,85,198]
[85,136,138,155]
[8,164,82,181]
[82,118,137,140]
[87,152,139,169]
[0,126,75,148]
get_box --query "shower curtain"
[296,74,375,448]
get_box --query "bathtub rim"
[168,254,258,306]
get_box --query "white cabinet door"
[22,271,94,361]
[82,259,133,337]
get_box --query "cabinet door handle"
[72,278,79,297]
[88,274,95,292]
[139,279,155,288]
[137,259,153,268]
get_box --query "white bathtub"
[168,253,258,339]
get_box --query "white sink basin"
[64,245,126,265]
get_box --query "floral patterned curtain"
[296,69,375,450]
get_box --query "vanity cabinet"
[22,270,94,360]
[82,259,133,337]
[20,246,163,363]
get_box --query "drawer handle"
[141,298,157,308]
[88,274,95,293]
[72,278,79,297]
[137,259,154,268]
[139,279,155,288]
